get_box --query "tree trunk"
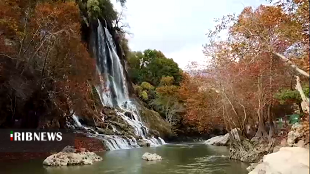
[295,76,309,114]
[268,104,275,140]
[255,75,268,138]
[255,109,268,138]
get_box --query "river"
[1,143,249,174]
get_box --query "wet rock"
[124,112,134,120]
[247,163,258,172]
[61,146,76,153]
[142,152,162,161]
[204,133,230,146]
[204,128,241,146]
[249,147,309,174]
[96,127,106,134]
[138,102,173,139]
[149,129,160,138]
[138,139,150,147]
[43,146,102,166]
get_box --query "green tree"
[151,76,184,125]
[128,49,182,87]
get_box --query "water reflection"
[1,143,248,174]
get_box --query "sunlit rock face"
[43,146,102,166]
[142,152,162,161]
[249,147,309,174]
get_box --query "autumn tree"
[151,76,184,126]
[178,73,224,133]
[200,0,309,140]
[0,0,100,128]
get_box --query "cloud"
[113,0,269,69]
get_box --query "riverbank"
[249,147,309,174]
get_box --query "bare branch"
[273,52,309,78]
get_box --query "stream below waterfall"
[1,142,249,174]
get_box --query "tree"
[128,49,182,86]
[0,0,99,128]
[178,73,225,133]
[201,1,309,139]
[151,76,184,126]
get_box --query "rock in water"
[204,128,241,146]
[205,133,230,146]
[247,163,258,172]
[249,147,309,174]
[138,139,151,147]
[142,152,162,161]
[43,146,102,166]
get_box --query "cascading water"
[72,20,165,150]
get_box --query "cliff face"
[68,16,173,150]
[0,0,172,144]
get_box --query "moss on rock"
[137,101,174,139]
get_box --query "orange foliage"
[0,0,100,122]
[199,1,309,137]
[179,73,224,133]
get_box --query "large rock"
[249,147,309,174]
[287,123,304,146]
[43,146,102,166]
[142,152,162,161]
[204,133,230,146]
[137,139,150,147]
[229,139,274,163]
[204,128,241,146]
[247,163,259,172]
[137,100,174,139]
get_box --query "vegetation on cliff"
[0,0,127,128]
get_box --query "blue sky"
[114,0,269,69]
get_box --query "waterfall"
[73,20,165,150]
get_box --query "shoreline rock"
[43,146,102,166]
[204,128,241,146]
[249,147,309,174]
[204,133,230,146]
[142,152,162,161]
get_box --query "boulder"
[204,128,241,146]
[287,123,304,146]
[249,147,309,174]
[43,146,102,166]
[61,146,76,153]
[204,133,230,146]
[229,138,274,163]
[142,152,162,161]
[138,139,150,147]
[247,163,258,172]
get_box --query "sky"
[114,0,269,69]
